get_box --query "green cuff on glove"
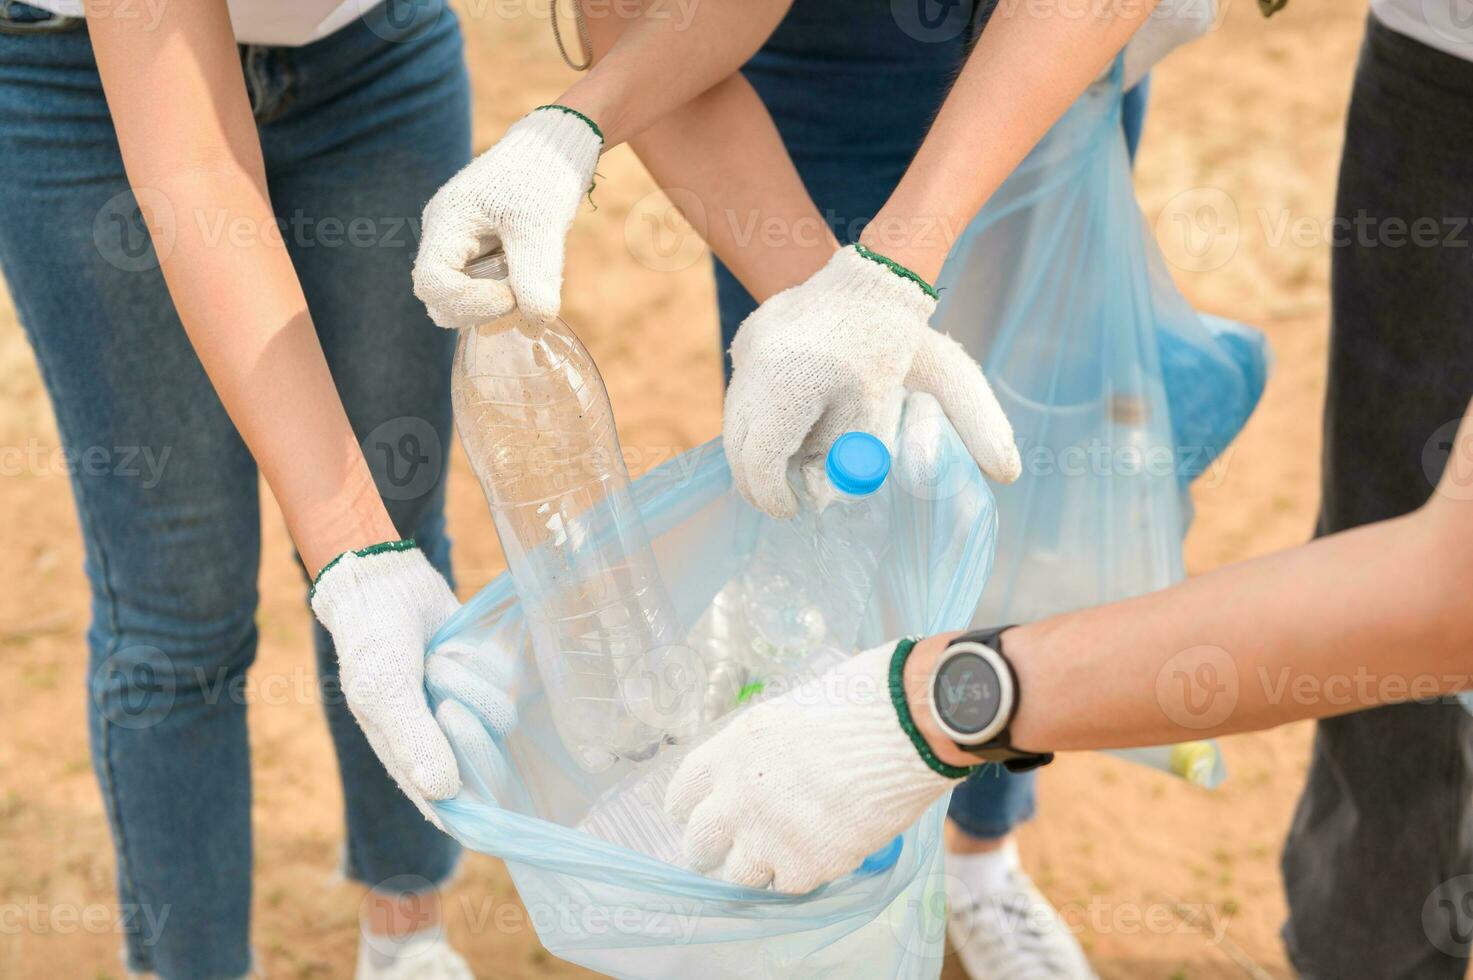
[310,538,417,599]
[889,636,978,780]
[533,103,605,144]
[852,243,940,301]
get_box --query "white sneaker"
[946,866,1096,980]
[355,929,475,980]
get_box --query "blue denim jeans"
[714,0,1149,842]
[0,2,470,976]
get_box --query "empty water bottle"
[452,247,703,772]
[812,432,893,634]
[689,433,893,716]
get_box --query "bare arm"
[628,75,839,302]
[861,0,1158,282]
[556,0,789,150]
[86,0,395,574]
[572,0,837,302]
[904,405,1473,763]
[577,0,1157,299]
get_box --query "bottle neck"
[466,249,509,282]
[832,485,883,504]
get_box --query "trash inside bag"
[931,63,1259,785]
[933,63,1270,625]
[425,392,996,979]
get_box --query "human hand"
[424,633,519,747]
[723,244,1020,518]
[663,639,965,893]
[413,105,603,329]
[311,541,514,828]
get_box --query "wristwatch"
[928,626,1053,773]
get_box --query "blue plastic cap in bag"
[857,836,904,876]
[826,432,890,496]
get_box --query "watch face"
[934,651,1004,737]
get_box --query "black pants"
[1280,15,1473,980]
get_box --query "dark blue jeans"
[714,0,1148,842]
[0,2,469,976]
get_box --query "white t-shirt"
[25,0,386,46]
[1371,0,1473,62]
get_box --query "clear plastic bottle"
[689,433,893,717]
[811,432,894,639]
[452,249,703,772]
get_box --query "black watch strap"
[948,626,1054,773]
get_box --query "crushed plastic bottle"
[577,647,855,870]
[451,248,704,773]
[577,747,687,866]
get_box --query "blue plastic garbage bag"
[423,393,997,979]
[933,64,1269,623]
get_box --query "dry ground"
[1,0,1370,975]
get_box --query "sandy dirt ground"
[0,0,1372,975]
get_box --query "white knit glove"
[724,244,1021,518]
[664,640,962,894]
[1120,0,1218,89]
[425,634,519,743]
[311,541,513,828]
[413,105,603,329]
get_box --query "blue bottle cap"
[857,836,904,876]
[825,432,890,497]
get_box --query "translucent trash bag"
[931,64,1263,786]
[424,392,997,980]
[932,63,1269,626]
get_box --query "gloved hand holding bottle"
[701,0,1194,519]
[723,243,1022,518]
[412,0,793,329]
[413,105,604,330]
